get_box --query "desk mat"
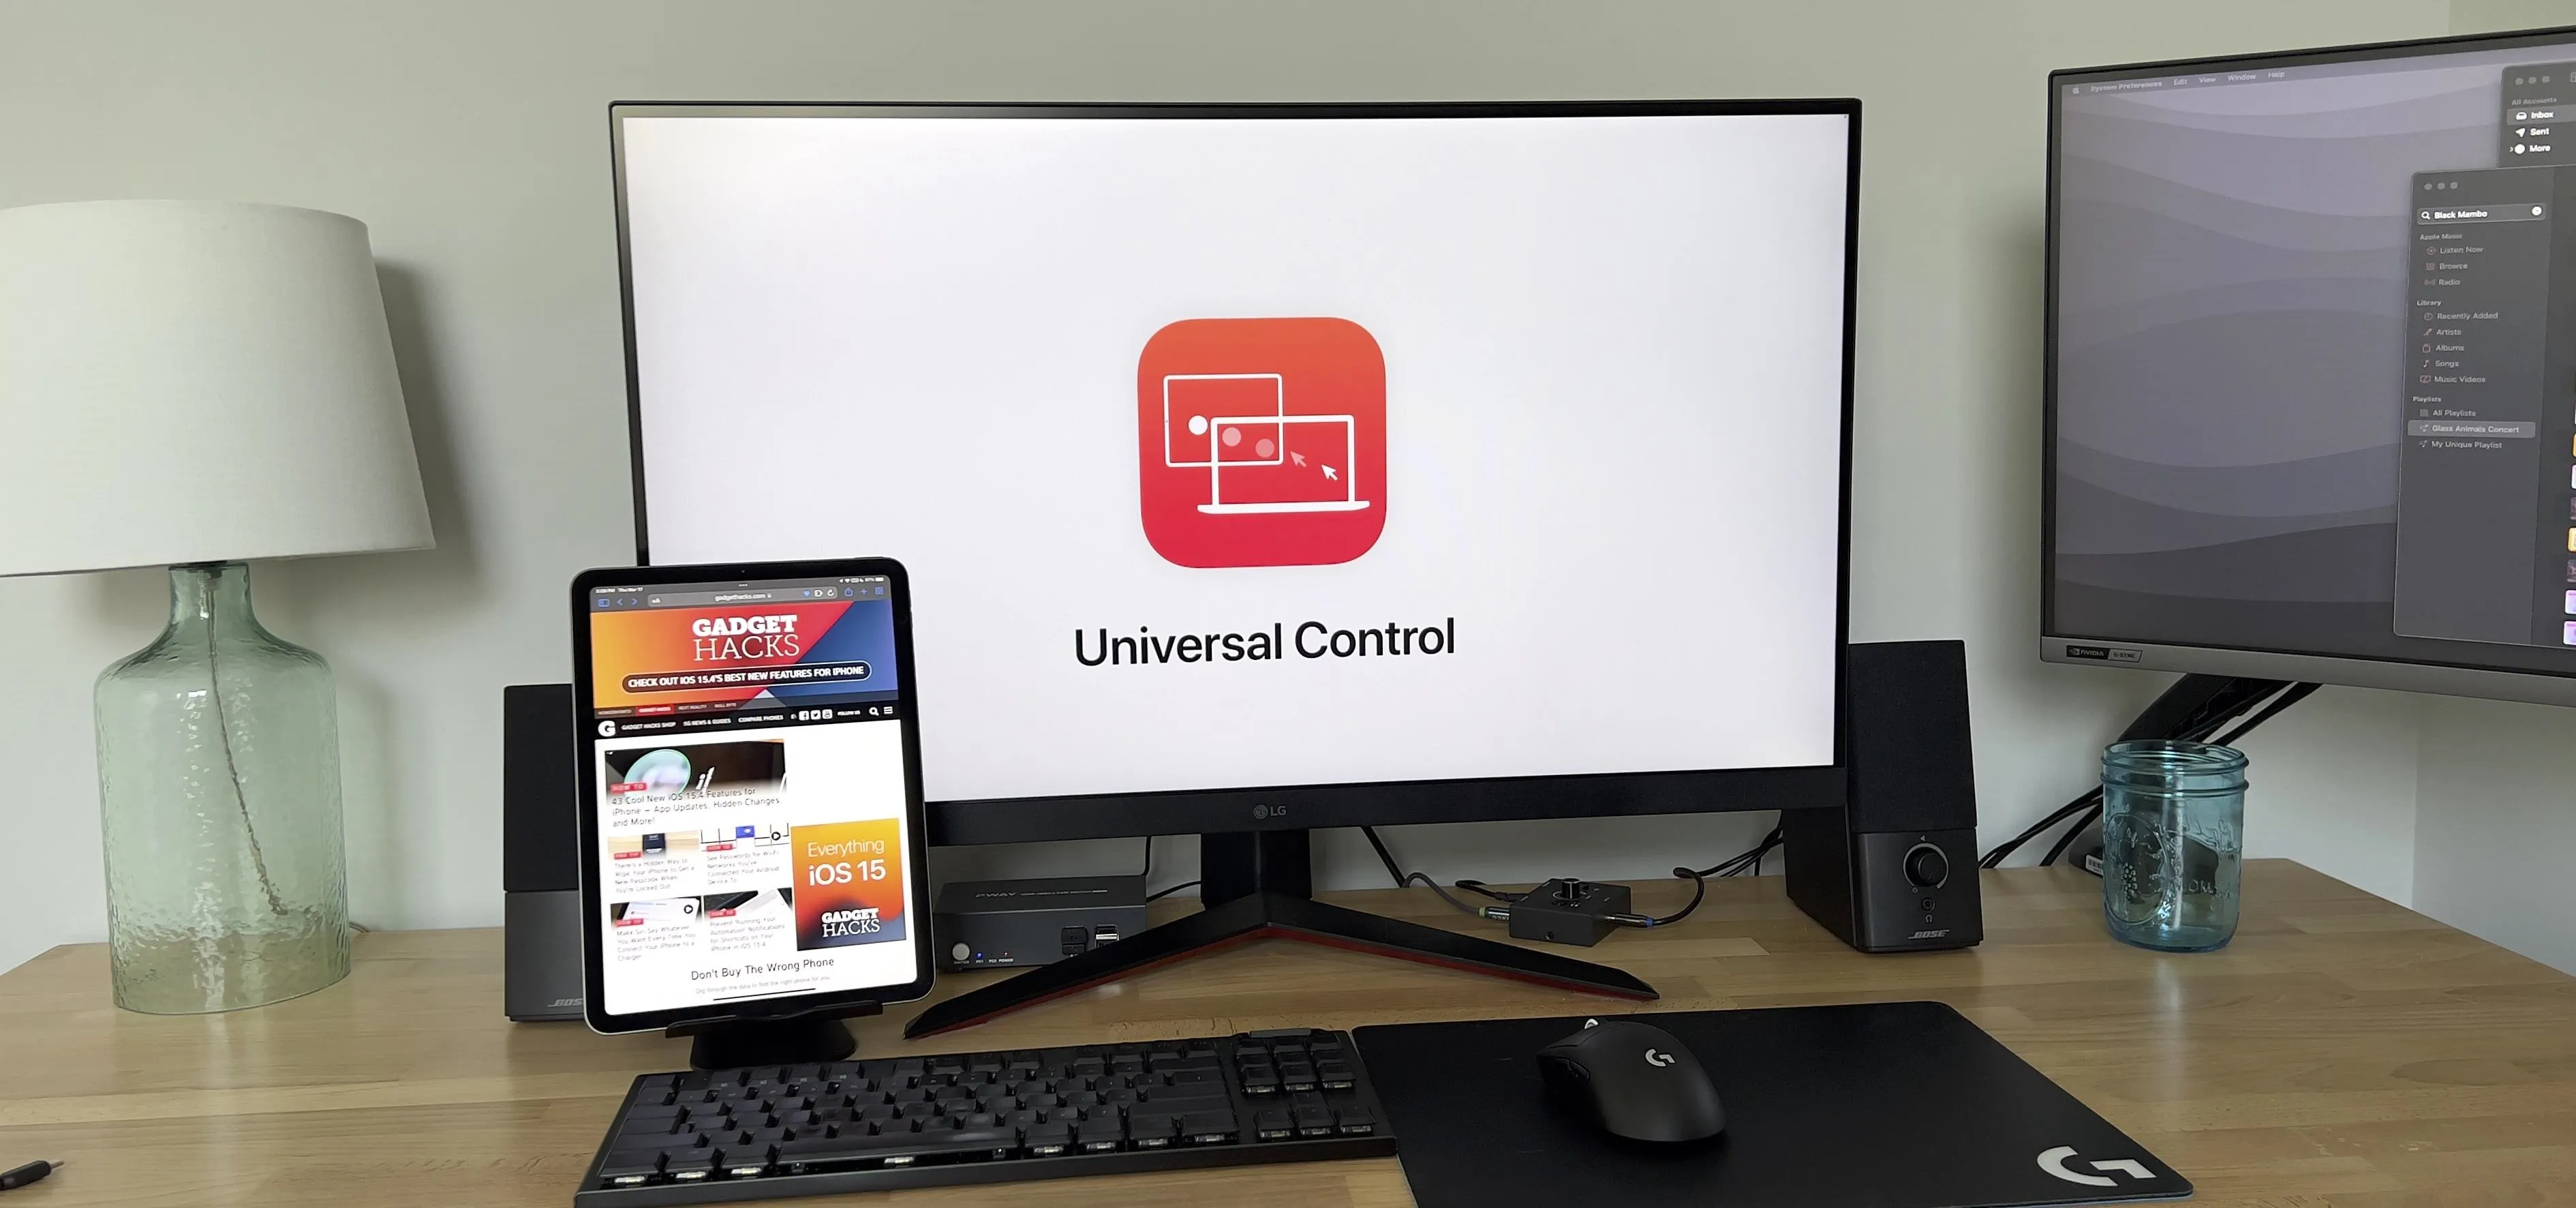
[1355,1001,2189,1208]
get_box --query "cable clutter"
[1355,821,1780,946]
[1980,678,2319,871]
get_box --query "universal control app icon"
[1136,317,1387,568]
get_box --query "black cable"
[1627,867,1707,926]
[1139,836,1153,880]
[1360,826,1408,888]
[1982,789,2102,869]
[2015,680,2321,869]
[1366,827,1506,918]
[1400,872,1502,918]
[1691,825,1782,878]
[1145,879,1199,902]
[2039,804,2100,867]
[1453,879,1523,903]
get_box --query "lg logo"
[2038,1146,2155,1188]
[1251,804,1290,821]
[1643,1048,1677,1069]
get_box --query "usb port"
[1092,925,1121,945]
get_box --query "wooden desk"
[0,860,2569,1205]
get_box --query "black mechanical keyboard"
[574,1028,1396,1205]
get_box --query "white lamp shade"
[0,200,433,575]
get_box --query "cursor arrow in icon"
[1290,451,1306,467]
[1321,465,1338,481]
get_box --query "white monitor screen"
[620,107,1852,806]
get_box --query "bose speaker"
[1784,640,1984,952]
[502,682,585,1021]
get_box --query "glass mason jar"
[94,562,350,1012]
[2100,740,2247,953]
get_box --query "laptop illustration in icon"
[1161,373,1370,515]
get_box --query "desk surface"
[1,860,2570,1205]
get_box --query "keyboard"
[574,1028,1396,1205]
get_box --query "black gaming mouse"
[1537,1018,1726,1143]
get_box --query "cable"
[1692,826,1782,878]
[2002,680,2322,869]
[2038,804,2099,867]
[1400,872,1507,919]
[1982,789,2102,869]
[1139,836,1153,880]
[1453,879,1524,903]
[1613,867,1706,928]
[1360,826,1408,888]
[1145,879,1199,902]
[1364,826,1507,918]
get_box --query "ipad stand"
[666,1001,880,1069]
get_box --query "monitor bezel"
[610,99,1862,843]
[2042,24,2576,708]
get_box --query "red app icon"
[1136,318,1387,568]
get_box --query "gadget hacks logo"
[1135,317,1387,568]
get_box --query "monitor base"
[903,831,1655,1039]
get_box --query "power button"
[1902,843,1950,890]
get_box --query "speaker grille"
[1842,641,1976,834]
[502,682,579,893]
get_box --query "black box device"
[934,875,1150,970]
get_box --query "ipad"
[570,557,933,1035]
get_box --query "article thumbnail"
[603,740,785,802]
[792,819,906,949]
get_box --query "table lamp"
[0,200,433,1013]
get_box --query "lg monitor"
[2046,25,2576,706]
[611,101,1859,1023]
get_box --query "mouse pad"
[1355,1001,2189,1208]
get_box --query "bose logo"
[1644,1049,1676,1068]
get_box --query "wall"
[0,0,2468,977]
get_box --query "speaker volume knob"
[1902,843,1949,889]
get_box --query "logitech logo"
[2037,1146,2156,1188]
[1643,1049,1677,1068]
[1135,317,1387,568]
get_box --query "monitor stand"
[903,830,1657,1039]
[668,1003,876,1069]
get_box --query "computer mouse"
[1537,1018,1726,1143]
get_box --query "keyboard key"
[663,1151,716,1181]
[1336,1106,1377,1136]
[1025,1119,1075,1156]
[1129,1112,1177,1147]
[1077,1115,1124,1152]
[774,1127,1017,1171]
[1254,1108,1293,1141]
[1180,1111,1240,1144]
